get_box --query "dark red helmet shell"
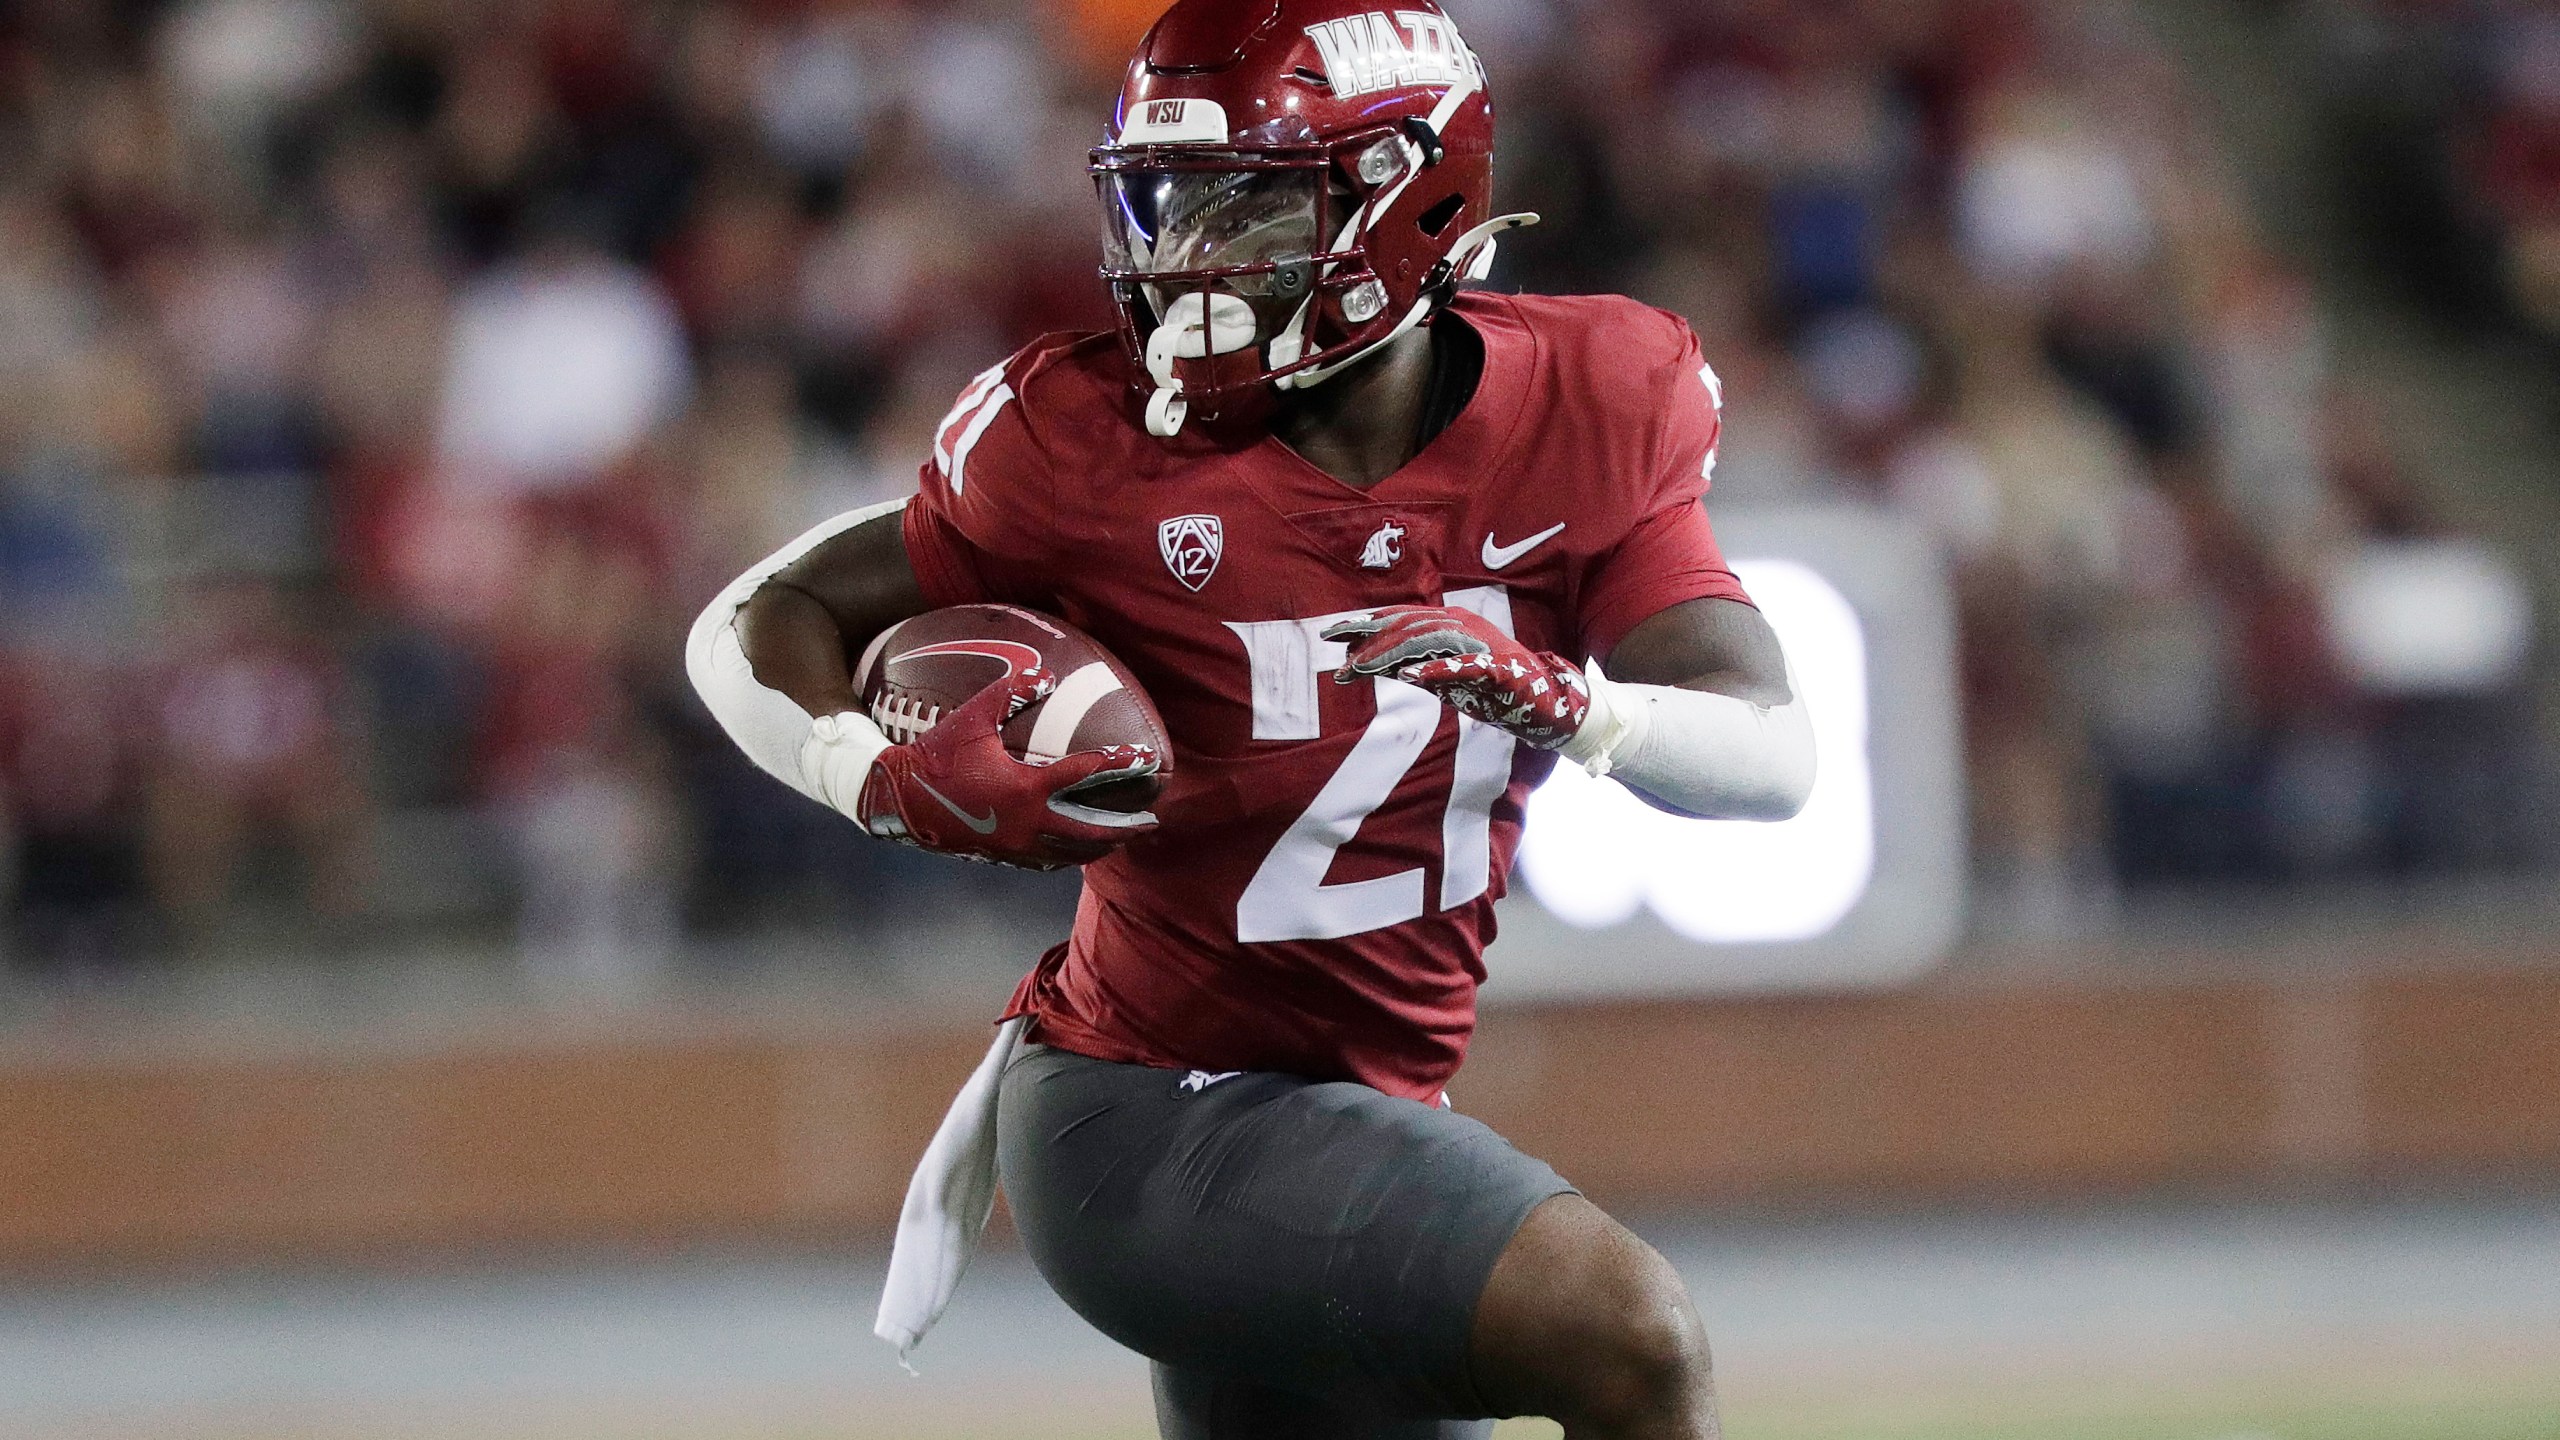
[1144,0,1285,71]
[1092,0,1504,435]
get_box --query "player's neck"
[1269,326,1437,492]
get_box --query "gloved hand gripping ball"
[1323,605,1591,750]
[855,667,1159,869]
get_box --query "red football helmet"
[1092,0,1535,437]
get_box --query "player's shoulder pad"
[1498,292,1707,418]
[924,331,1130,501]
[1489,293,1717,490]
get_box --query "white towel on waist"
[874,1016,1026,1360]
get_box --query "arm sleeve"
[1560,662,1816,822]
[684,501,904,806]
[1573,319,1751,663]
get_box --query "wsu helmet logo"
[1304,10,1483,100]
[1159,514,1224,592]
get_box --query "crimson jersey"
[903,292,1748,1101]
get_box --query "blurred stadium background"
[4,0,2560,1435]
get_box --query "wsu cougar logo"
[1159,514,1224,592]
[1358,520,1405,570]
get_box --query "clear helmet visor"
[1099,168,1321,300]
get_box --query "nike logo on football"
[916,779,1000,835]
[1481,522,1565,570]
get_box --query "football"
[851,604,1172,814]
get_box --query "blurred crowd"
[2301,0,2560,340]
[1481,0,2549,926]
[0,0,2545,982]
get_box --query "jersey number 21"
[1224,587,1520,942]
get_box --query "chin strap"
[1279,293,1432,392]
[1264,297,1313,375]
[1277,211,1539,392]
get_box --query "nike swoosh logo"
[1481,522,1566,570]
[916,779,1000,835]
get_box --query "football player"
[688,1,1813,1435]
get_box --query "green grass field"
[93,1373,2560,1440]
[33,1199,2558,1440]
[658,1396,2560,1440]
[1687,1397,2560,1440]
[1479,1377,2560,1440]
[577,1380,2560,1440]
[1719,1410,2560,1440]
[1357,1396,2560,1440]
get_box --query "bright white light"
[2322,538,2531,695]
[1520,560,1874,943]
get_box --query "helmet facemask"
[1093,15,1533,440]
[1095,146,1380,437]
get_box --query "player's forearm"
[1561,667,1816,821]
[738,582,862,719]
[1565,594,1811,819]
[685,500,908,808]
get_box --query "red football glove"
[1323,605,1591,749]
[855,666,1161,869]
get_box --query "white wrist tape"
[684,499,907,815]
[1559,661,1816,822]
[799,711,892,818]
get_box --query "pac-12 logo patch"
[1159,513,1224,592]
